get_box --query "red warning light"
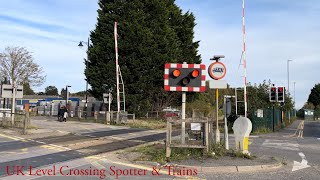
[172,69,181,78]
[278,87,283,92]
[271,87,276,91]
[191,70,199,78]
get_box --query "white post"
[181,92,186,144]
[235,88,238,116]
[114,22,120,124]
[108,92,111,112]
[11,83,16,126]
[242,0,248,118]
[181,61,187,144]
[224,96,229,150]
[115,22,120,113]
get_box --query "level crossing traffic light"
[277,87,285,102]
[164,63,206,92]
[270,87,277,102]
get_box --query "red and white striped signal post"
[164,62,206,144]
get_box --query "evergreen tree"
[308,83,320,119]
[23,82,35,95]
[60,88,66,99]
[45,86,59,96]
[88,0,201,116]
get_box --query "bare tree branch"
[0,46,46,86]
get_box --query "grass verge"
[68,117,166,130]
[131,142,256,164]
[251,127,273,135]
[118,119,166,129]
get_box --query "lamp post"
[294,82,296,117]
[287,59,293,121]
[78,38,90,119]
[65,85,71,109]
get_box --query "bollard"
[232,117,252,154]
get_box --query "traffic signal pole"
[223,96,228,149]
[272,103,275,132]
[181,62,187,144]
[181,92,186,144]
[215,89,220,143]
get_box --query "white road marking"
[292,152,310,171]
[317,138,320,140]
[262,139,299,151]
[249,135,259,138]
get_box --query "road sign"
[208,61,227,80]
[164,63,206,92]
[103,93,112,104]
[209,80,227,89]
[1,84,23,99]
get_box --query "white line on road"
[292,152,311,172]
[262,139,299,151]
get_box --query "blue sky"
[0,0,319,109]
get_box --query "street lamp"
[287,59,293,121]
[294,82,296,117]
[66,85,71,109]
[78,37,90,119]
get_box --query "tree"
[0,46,45,86]
[88,0,201,116]
[308,84,320,108]
[45,86,59,96]
[307,83,320,119]
[71,91,87,97]
[60,88,66,99]
[23,82,35,95]
[36,92,45,95]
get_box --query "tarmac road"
[0,117,319,179]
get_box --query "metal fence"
[0,111,31,134]
[251,108,282,132]
[36,101,104,118]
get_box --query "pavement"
[0,116,319,179]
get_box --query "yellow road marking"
[40,145,68,151]
[0,133,24,141]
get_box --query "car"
[164,112,179,118]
